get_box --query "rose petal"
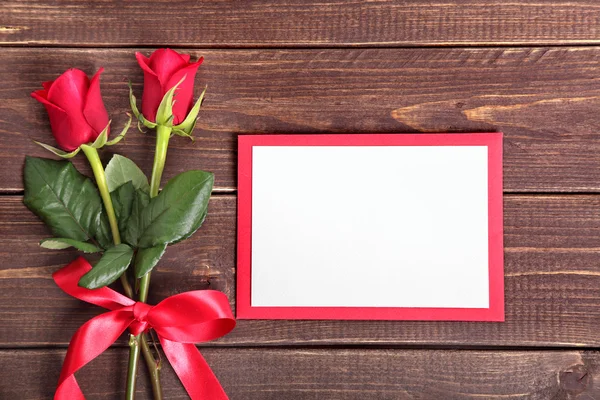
[140,72,164,123]
[33,99,90,152]
[32,90,79,151]
[44,69,96,149]
[164,57,204,124]
[31,89,52,106]
[136,52,164,122]
[42,80,54,92]
[148,48,189,88]
[83,67,110,139]
[47,68,89,113]
[46,106,88,151]
[135,52,158,77]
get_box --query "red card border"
[237,133,504,321]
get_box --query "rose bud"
[31,68,110,152]
[135,48,204,127]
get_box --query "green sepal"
[105,114,132,146]
[129,81,157,130]
[78,244,134,289]
[39,238,102,253]
[171,128,195,142]
[128,81,141,119]
[33,141,80,159]
[173,85,206,136]
[155,75,186,127]
[136,119,146,134]
[134,243,167,278]
[90,122,110,149]
[138,114,157,130]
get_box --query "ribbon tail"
[55,310,133,400]
[53,257,135,310]
[161,338,228,400]
[55,375,85,400]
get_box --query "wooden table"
[1,1,599,399]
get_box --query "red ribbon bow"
[53,257,236,400]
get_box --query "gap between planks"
[4,43,600,50]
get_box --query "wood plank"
[2,1,600,47]
[3,48,600,193]
[1,194,599,347]
[1,348,598,399]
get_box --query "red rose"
[31,68,110,152]
[135,49,203,125]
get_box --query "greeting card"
[238,133,504,321]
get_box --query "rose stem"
[129,124,171,400]
[81,144,161,400]
[80,145,132,296]
[148,124,170,198]
[141,333,162,400]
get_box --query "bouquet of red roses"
[25,48,235,400]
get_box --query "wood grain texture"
[2,1,600,47]
[2,194,599,347]
[1,348,598,399]
[2,48,600,193]
[4,1,600,397]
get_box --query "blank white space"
[251,146,489,308]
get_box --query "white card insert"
[251,145,489,308]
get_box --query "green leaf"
[134,244,166,278]
[33,141,81,159]
[131,170,214,248]
[78,244,134,289]
[39,238,102,253]
[155,75,186,126]
[123,189,151,247]
[110,181,135,236]
[105,154,150,193]
[94,219,112,250]
[23,157,111,249]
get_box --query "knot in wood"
[559,364,591,394]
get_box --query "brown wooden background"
[1,1,599,399]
